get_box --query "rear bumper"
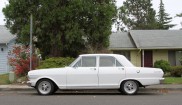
[138,78,165,86]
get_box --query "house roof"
[110,30,182,50]
[0,25,16,44]
[109,32,136,50]
[130,30,182,49]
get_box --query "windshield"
[69,57,80,67]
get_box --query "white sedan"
[27,54,164,95]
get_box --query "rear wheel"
[36,79,55,95]
[120,80,139,95]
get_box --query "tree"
[118,0,158,30]
[157,0,175,29]
[3,0,116,58]
[176,13,182,17]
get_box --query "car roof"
[79,54,124,57]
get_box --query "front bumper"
[159,78,165,84]
[27,81,36,87]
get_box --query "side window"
[82,56,96,67]
[100,56,115,67]
[116,60,123,67]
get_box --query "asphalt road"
[0,90,182,105]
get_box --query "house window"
[168,50,182,66]
[168,51,176,66]
[113,50,131,61]
[176,51,182,66]
[1,48,3,51]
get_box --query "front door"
[144,50,153,67]
[67,56,98,88]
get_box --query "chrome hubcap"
[124,81,137,94]
[38,81,51,94]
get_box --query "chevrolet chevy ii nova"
[27,54,164,95]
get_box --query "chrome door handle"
[118,68,124,70]
[90,68,96,70]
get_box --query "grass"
[163,77,182,84]
[0,73,28,85]
[0,73,10,85]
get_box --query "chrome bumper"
[160,78,165,84]
[27,81,35,87]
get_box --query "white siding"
[7,39,16,72]
[0,44,8,74]
[0,39,16,74]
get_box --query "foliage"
[170,66,182,77]
[0,74,10,85]
[38,57,75,69]
[176,13,182,17]
[154,60,170,73]
[164,77,182,84]
[3,0,116,58]
[8,46,37,77]
[118,0,158,30]
[157,0,175,29]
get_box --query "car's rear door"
[98,56,125,88]
[67,56,99,88]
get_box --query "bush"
[38,57,75,69]
[8,46,37,77]
[154,60,170,73]
[170,66,182,77]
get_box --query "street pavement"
[0,89,182,105]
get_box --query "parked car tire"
[36,79,55,95]
[121,80,139,95]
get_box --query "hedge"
[154,60,170,73]
[37,57,75,69]
[170,66,182,77]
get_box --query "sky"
[0,0,182,30]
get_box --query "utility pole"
[30,14,33,70]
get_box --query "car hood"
[28,67,67,76]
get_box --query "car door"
[98,56,125,88]
[67,56,99,88]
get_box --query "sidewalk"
[0,84,182,91]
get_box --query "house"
[109,30,182,67]
[0,25,16,74]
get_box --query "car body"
[27,54,164,95]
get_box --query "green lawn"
[163,77,182,84]
[0,73,10,85]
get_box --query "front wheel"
[120,80,139,95]
[36,79,55,95]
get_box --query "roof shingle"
[130,30,182,49]
[0,25,16,44]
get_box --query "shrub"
[154,60,170,73]
[38,57,75,69]
[170,66,182,77]
[8,46,37,77]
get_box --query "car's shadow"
[27,90,162,96]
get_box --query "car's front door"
[98,56,125,88]
[67,56,98,88]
